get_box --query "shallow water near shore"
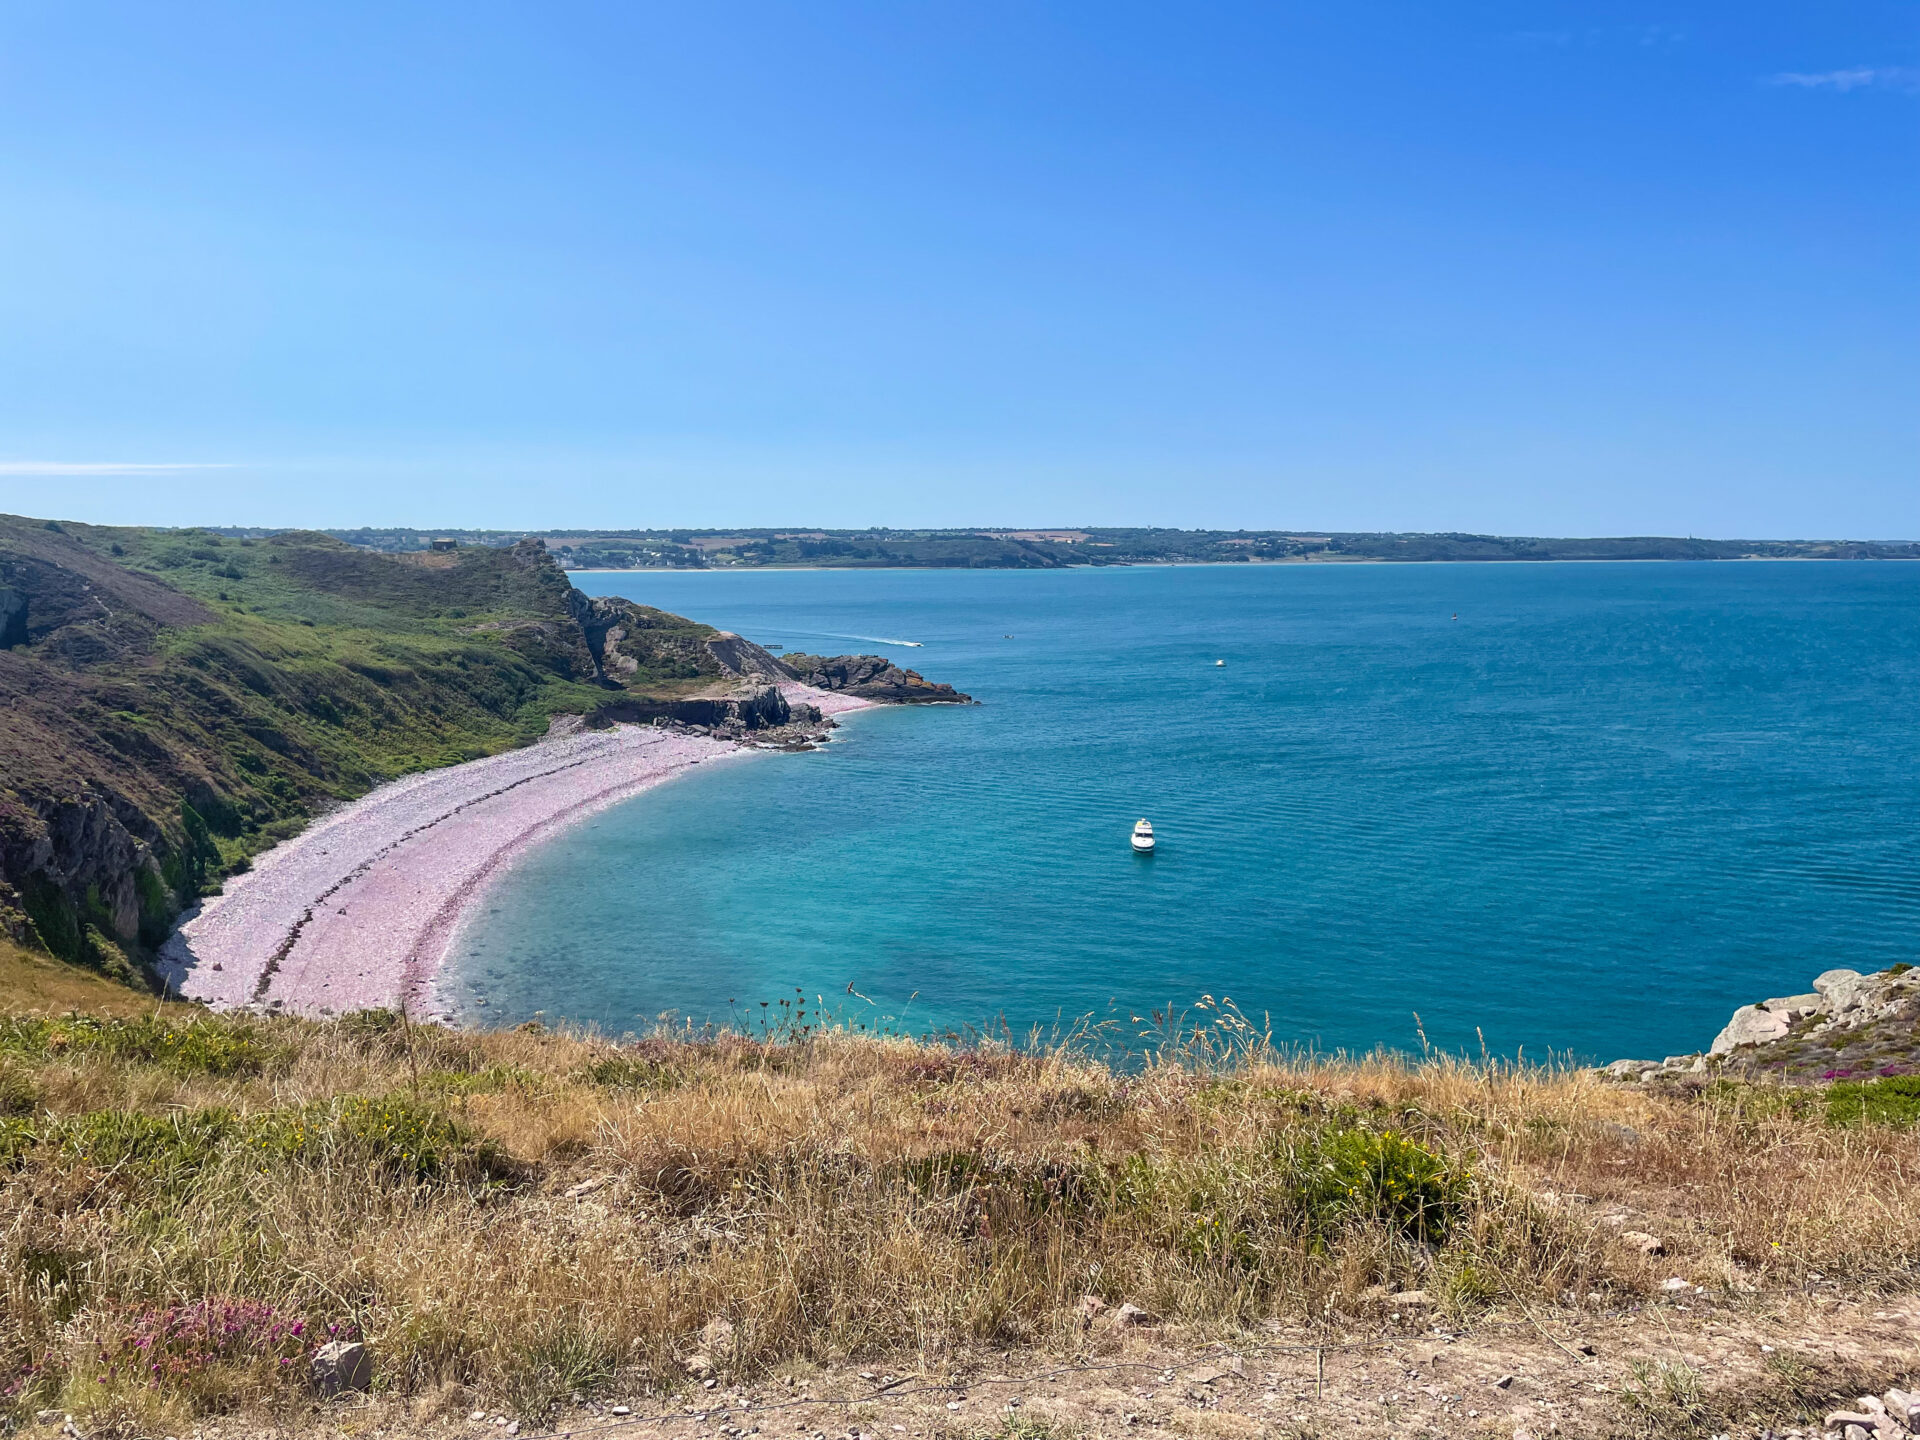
[441,562,1920,1062]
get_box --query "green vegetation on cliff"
[0,516,726,982]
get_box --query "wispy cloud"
[1767,66,1920,93]
[0,461,234,475]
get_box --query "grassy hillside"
[0,983,1913,1437]
[0,515,728,984]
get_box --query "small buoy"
[1215,659,1224,666]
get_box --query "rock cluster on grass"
[1815,1384,1918,1439]
[1599,965,1918,1083]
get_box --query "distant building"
[429,539,458,551]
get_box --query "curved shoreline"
[158,684,867,1020]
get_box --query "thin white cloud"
[0,461,235,475]
[1768,66,1919,92]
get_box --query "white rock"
[1710,1005,1791,1055]
[1602,1058,1660,1080]
[1660,1277,1692,1292]
[1620,1230,1665,1256]
[1764,993,1826,1020]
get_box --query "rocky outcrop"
[705,632,797,683]
[1601,965,1919,1082]
[587,684,793,734]
[779,653,973,703]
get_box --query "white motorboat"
[1131,818,1155,854]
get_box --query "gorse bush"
[1825,1074,1920,1130]
[1306,1128,1463,1243]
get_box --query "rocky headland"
[1601,963,1919,1084]
[778,651,974,703]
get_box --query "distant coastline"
[245,526,1920,572]
[560,553,1920,574]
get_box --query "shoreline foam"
[158,684,867,1020]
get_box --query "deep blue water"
[441,562,1920,1062]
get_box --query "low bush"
[578,1053,682,1091]
[58,1107,237,1188]
[1305,1128,1464,1243]
[101,1298,353,1391]
[1825,1074,1920,1130]
[249,1095,515,1184]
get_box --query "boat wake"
[790,631,923,649]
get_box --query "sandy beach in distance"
[159,683,866,1020]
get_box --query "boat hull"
[1131,836,1155,853]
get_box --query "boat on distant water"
[1131,819,1155,854]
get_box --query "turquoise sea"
[442,562,1920,1063]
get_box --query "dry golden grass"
[0,994,1915,1436]
[0,939,187,1020]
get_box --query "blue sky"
[0,3,1914,535]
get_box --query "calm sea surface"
[441,562,1920,1062]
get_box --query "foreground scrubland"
[1,952,1916,1439]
